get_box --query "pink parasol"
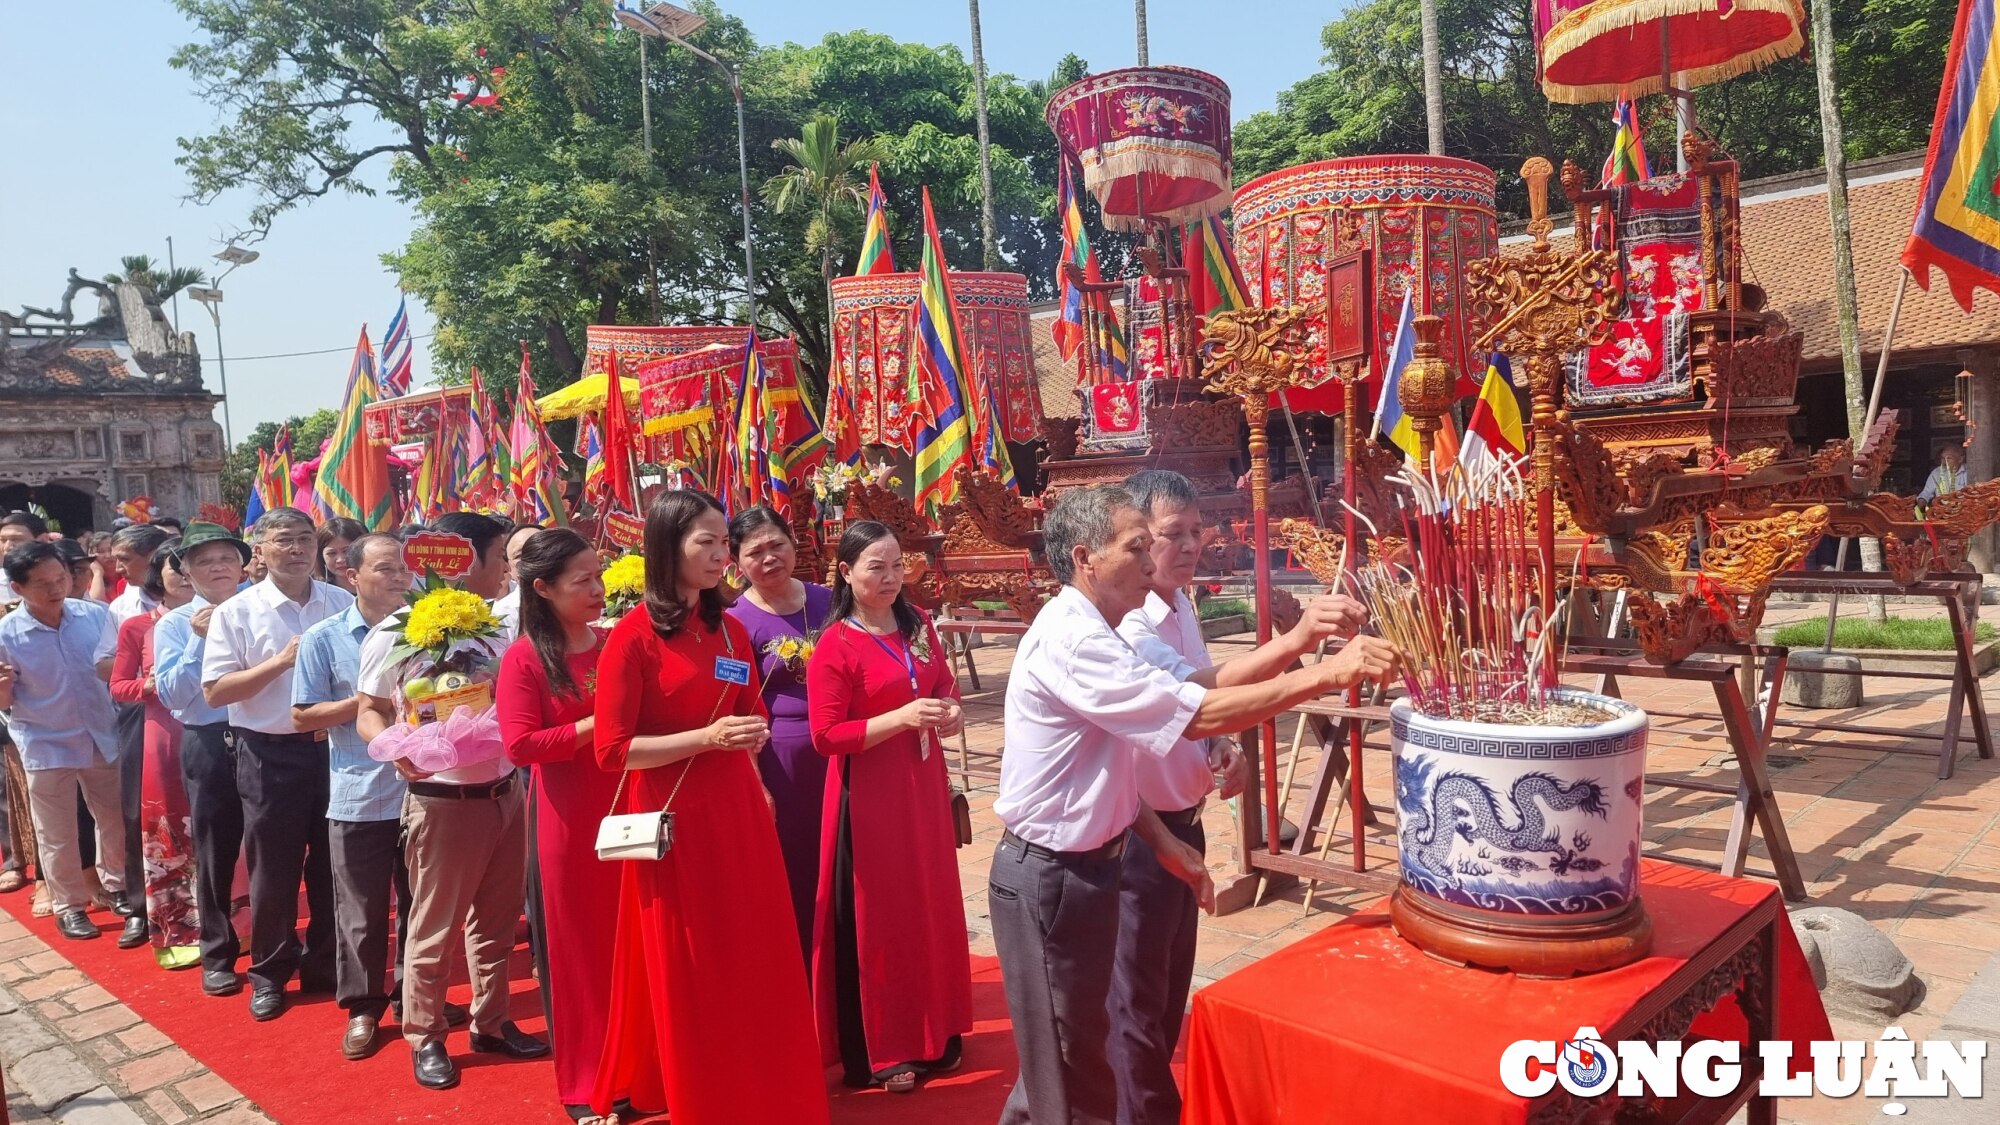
[1535,0,1806,104]
[1045,66,1232,231]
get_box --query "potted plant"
[1352,465,1652,977]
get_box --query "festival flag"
[314,329,396,529]
[726,338,773,513]
[269,424,295,510]
[1905,0,2000,311]
[854,162,897,276]
[507,345,565,525]
[378,294,414,397]
[461,367,498,510]
[825,376,862,465]
[410,431,447,522]
[244,449,270,528]
[1182,214,1250,320]
[909,187,979,512]
[1370,290,1422,463]
[1053,159,1131,385]
[1460,353,1528,471]
[600,354,639,515]
[1600,98,1651,187]
[579,414,607,507]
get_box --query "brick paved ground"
[6,609,1998,1123]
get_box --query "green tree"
[220,409,339,513]
[103,255,207,302]
[1234,0,1951,215]
[761,115,892,285]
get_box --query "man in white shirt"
[201,507,354,1021]
[993,485,1399,1125]
[488,522,540,637]
[356,511,544,1091]
[1109,470,1368,1124]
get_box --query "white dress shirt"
[1118,590,1219,812]
[107,584,158,625]
[491,588,521,639]
[200,577,354,734]
[356,613,512,786]
[997,585,1208,852]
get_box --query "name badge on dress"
[714,656,752,685]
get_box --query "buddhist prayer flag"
[1183,214,1250,320]
[269,424,295,510]
[1600,98,1651,187]
[315,329,396,529]
[1905,0,2000,311]
[1460,353,1527,472]
[378,294,414,397]
[823,374,862,466]
[1370,291,1422,463]
[507,346,565,525]
[726,338,773,514]
[1053,159,1131,385]
[244,450,270,527]
[910,187,978,513]
[854,162,896,276]
[579,414,607,507]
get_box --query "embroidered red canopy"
[1046,66,1232,232]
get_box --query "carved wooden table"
[1184,861,1830,1125]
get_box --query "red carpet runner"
[0,892,1015,1124]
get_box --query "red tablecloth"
[1184,861,1830,1125]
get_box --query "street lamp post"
[189,245,259,449]
[187,286,233,448]
[615,2,759,329]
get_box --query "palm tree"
[761,116,892,285]
[969,0,999,270]
[104,255,207,301]
[1419,0,1445,155]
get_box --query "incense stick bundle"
[1345,459,1556,721]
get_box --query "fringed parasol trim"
[1538,0,1805,105]
[1081,145,1231,232]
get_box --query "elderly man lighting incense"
[1107,469,1371,1125]
[993,484,1400,1125]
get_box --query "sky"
[0,1,1337,442]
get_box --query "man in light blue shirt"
[293,532,417,1060]
[153,522,251,995]
[0,541,129,941]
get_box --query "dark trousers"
[116,702,146,925]
[235,729,335,991]
[990,834,1124,1125]
[328,818,410,1018]
[1109,816,1205,1125]
[180,723,245,974]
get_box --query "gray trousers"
[24,753,127,914]
[990,834,1124,1125]
[1109,815,1205,1125]
[328,817,410,1018]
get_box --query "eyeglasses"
[264,534,316,552]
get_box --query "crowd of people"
[0,471,1399,1125]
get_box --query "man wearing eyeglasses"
[201,507,353,1022]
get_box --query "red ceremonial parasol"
[1534,0,1806,104]
[1046,66,1232,231]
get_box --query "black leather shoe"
[469,1021,550,1060]
[248,986,287,1022]
[117,915,149,949]
[412,1041,460,1090]
[55,910,100,940]
[107,891,139,918]
[202,969,242,997]
[341,1013,381,1061]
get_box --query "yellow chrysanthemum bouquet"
[369,572,509,775]
[601,554,646,623]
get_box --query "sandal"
[31,886,52,918]
[880,1068,918,1094]
[921,1035,964,1075]
[0,870,24,893]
